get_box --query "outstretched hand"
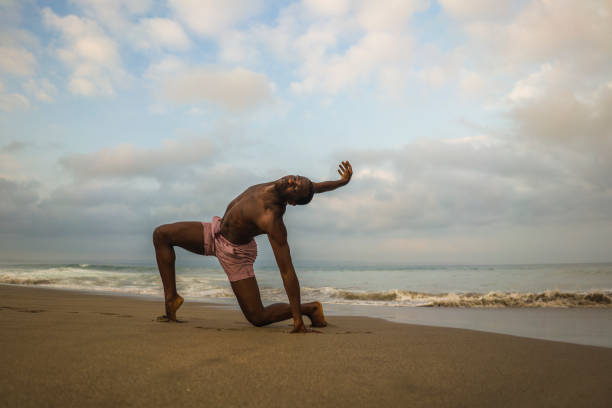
[337,160,353,184]
[312,160,353,194]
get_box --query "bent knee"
[152,225,171,244]
[245,312,267,327]
[249,319,266,327]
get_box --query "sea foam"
[1,263,612,308]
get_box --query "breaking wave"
[321,289,612,308]
[1,263,611,308]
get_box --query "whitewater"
[1,262,611,308]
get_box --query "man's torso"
[219,182,285,245]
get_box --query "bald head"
[277,175,314,205]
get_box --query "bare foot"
[164,295,184,321]
[309,301,327,327]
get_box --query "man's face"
[283,175,310,204]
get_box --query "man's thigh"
[162,221,205,255]
[230,277,264,316]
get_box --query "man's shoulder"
[246,181,272,193]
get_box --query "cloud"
[291,30,414,94]
[413,1,609,105]
[274,123,612,264]
[132,18,192,51]
[142,55,187,80]
[42,7,127,96]
[4,126,612,263]
[511,81,612,165]
[243,0,427,95]
[0,0,26,26]
[500,0,611,69]
[500,59,612,175]
[69,1,191,54]
[0,176,157,240]
[507,64,558,103]
[439,0,515,21]
[160,66,275,111]
[169,0,262,37]
[0,177,41,233]
[216,30,260,64]
[442,0,612,74]
[1,141,27,153]
[355,0,429,31]
[0,83,29,111]
[182,0,428,94]
[0,46,36,76]
[303,0,350,17]
[2,1,611,264]
[0,27,40,53]
[288,131,612,241]
[69,0,152,33]
[0,144,26,178]
[70,0,152,17]
[23,78,57,102]
[60,137,216,181]
[0,162,259,244]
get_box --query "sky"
[1,0,611,266]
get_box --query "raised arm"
[312,160,353,194]
[266,216,307,332]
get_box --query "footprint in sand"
[203,357,227,364]
[195,326,242,331]
[97,312,133,318]
[0,306,45,313]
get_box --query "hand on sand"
[290,322,321,334]
[338,160,352,183]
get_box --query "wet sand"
[322,303,612,347]
[1,285,611,407]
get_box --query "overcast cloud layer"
[1,0,611,265]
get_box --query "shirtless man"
[152,161,353,333]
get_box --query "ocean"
[2,262,611,307]
[2,262,612,346]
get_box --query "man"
[152,161,353,333]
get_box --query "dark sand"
[1,285,611,407]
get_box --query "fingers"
[337,160,352,178]
[339,161,351,171]
[290,327,322,334]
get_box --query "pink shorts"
[202,216,257,282]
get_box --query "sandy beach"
[1,285,611,407]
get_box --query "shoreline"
[2,284,611,407]
[3,283,612,348]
